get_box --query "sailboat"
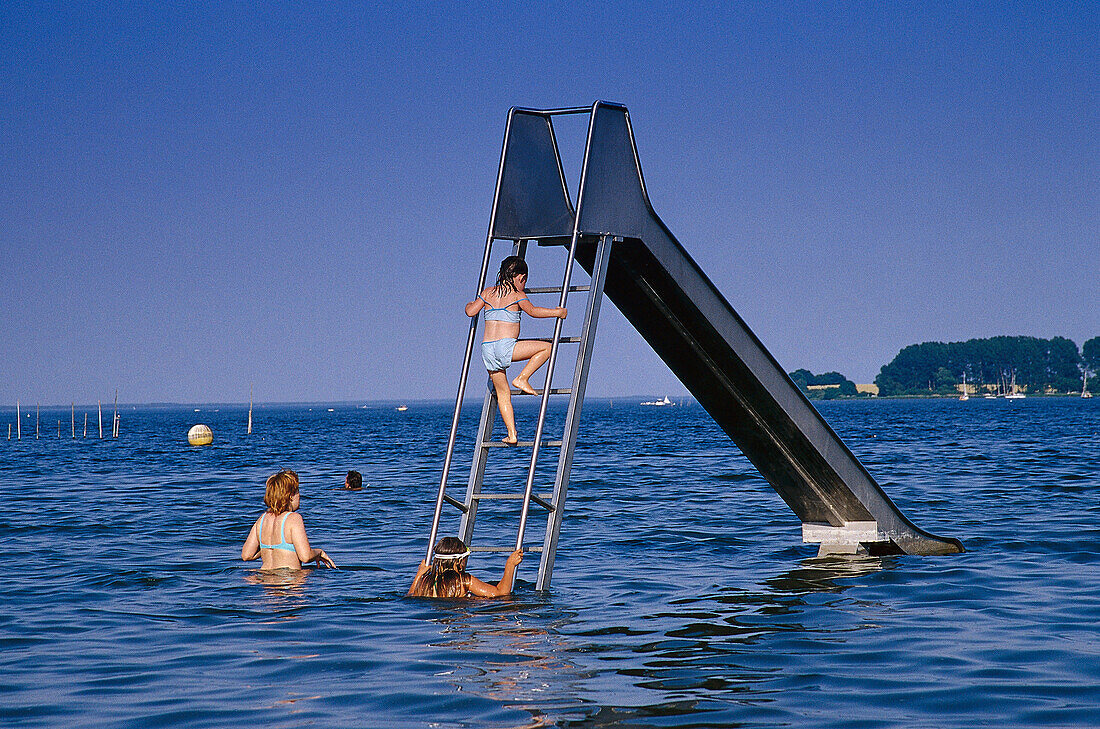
[959,372,969,401]
[1005,371,1026,399]
[1083,371,1093,398]
[640,395,674,406]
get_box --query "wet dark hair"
[409,537,472,598]
[494,256,528,296]
[345,470,362,489]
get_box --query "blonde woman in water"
[465,256,567,445]
[241,469,336,569]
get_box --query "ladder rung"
[472,492,554,500]
[469,546,544,553]
[510,387,571,395]
[442,493,469,512]
[472,492,555,511]
[525,285,591,294]
[529,336,581,343]
[483,440,563,448]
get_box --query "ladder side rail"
[459,240,527,545]
[535,234,614,590]
[513,105,602,556]
[426,242,494,562]
[512,232,581,551]
[458,380,496,544]
[425,111,518,564]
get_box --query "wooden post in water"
[58,420,61,438]
[7,424,9,440]
[83,412,88,438]
[71,403,75,439]
[247,382,253,435]
[98,401,103,439]
[16,401,20,440]
[112,390,118,438]
[36,404,39,439]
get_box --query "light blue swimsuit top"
[479,294,528,324]
[259,513,295,552]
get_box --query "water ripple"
[0,399,1098,727]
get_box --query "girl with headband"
[408,537,522,598]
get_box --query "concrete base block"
[802,521,883,550]
[816,542,869,557]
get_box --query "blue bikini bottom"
[482,338,517,372]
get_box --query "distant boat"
[396,405,408,411]
[640,395,674,406]
[1005,372,1026,399]
[959,372,969,401]
[1083,372,1093,399]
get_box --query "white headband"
[433,550,470,561]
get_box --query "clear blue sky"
[2,2,1096,405]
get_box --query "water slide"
[491,102,963,556]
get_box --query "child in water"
[408,537,523,597]
[241,469,336,569]
[465,256,567,444]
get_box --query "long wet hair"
[409,537,473,598]
[494,256,528,296]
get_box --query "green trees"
[875,336,1085,396]
[788,369,861,399]
[1083,337,1100,393]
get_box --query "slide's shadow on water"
[764,554,889,596]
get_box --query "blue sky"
[2,2,1096,405]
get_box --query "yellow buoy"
[187,424,213,446]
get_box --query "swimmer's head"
[431,536,470,572]
[495,256,528,295]
[410,536,473,598]
[344,470,362,490]
[264,468,300,514]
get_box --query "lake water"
[2,397,1097,728]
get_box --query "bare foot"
[502,435,518,446]
[512,377,538,395]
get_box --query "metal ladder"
[425,233,615,590]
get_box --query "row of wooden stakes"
[8,392,121,440]
[7,385,256,441]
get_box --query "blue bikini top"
[479,293,528,324]
[259,513,295,552]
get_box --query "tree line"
[873,335,1100,396]
[789,336,1100,398]
[788,369,861,399]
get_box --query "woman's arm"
[467,550,523,597]
[518,299,566,320]
[241,518,261,561]
[465,291,487,317]
[287,513,336,568]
